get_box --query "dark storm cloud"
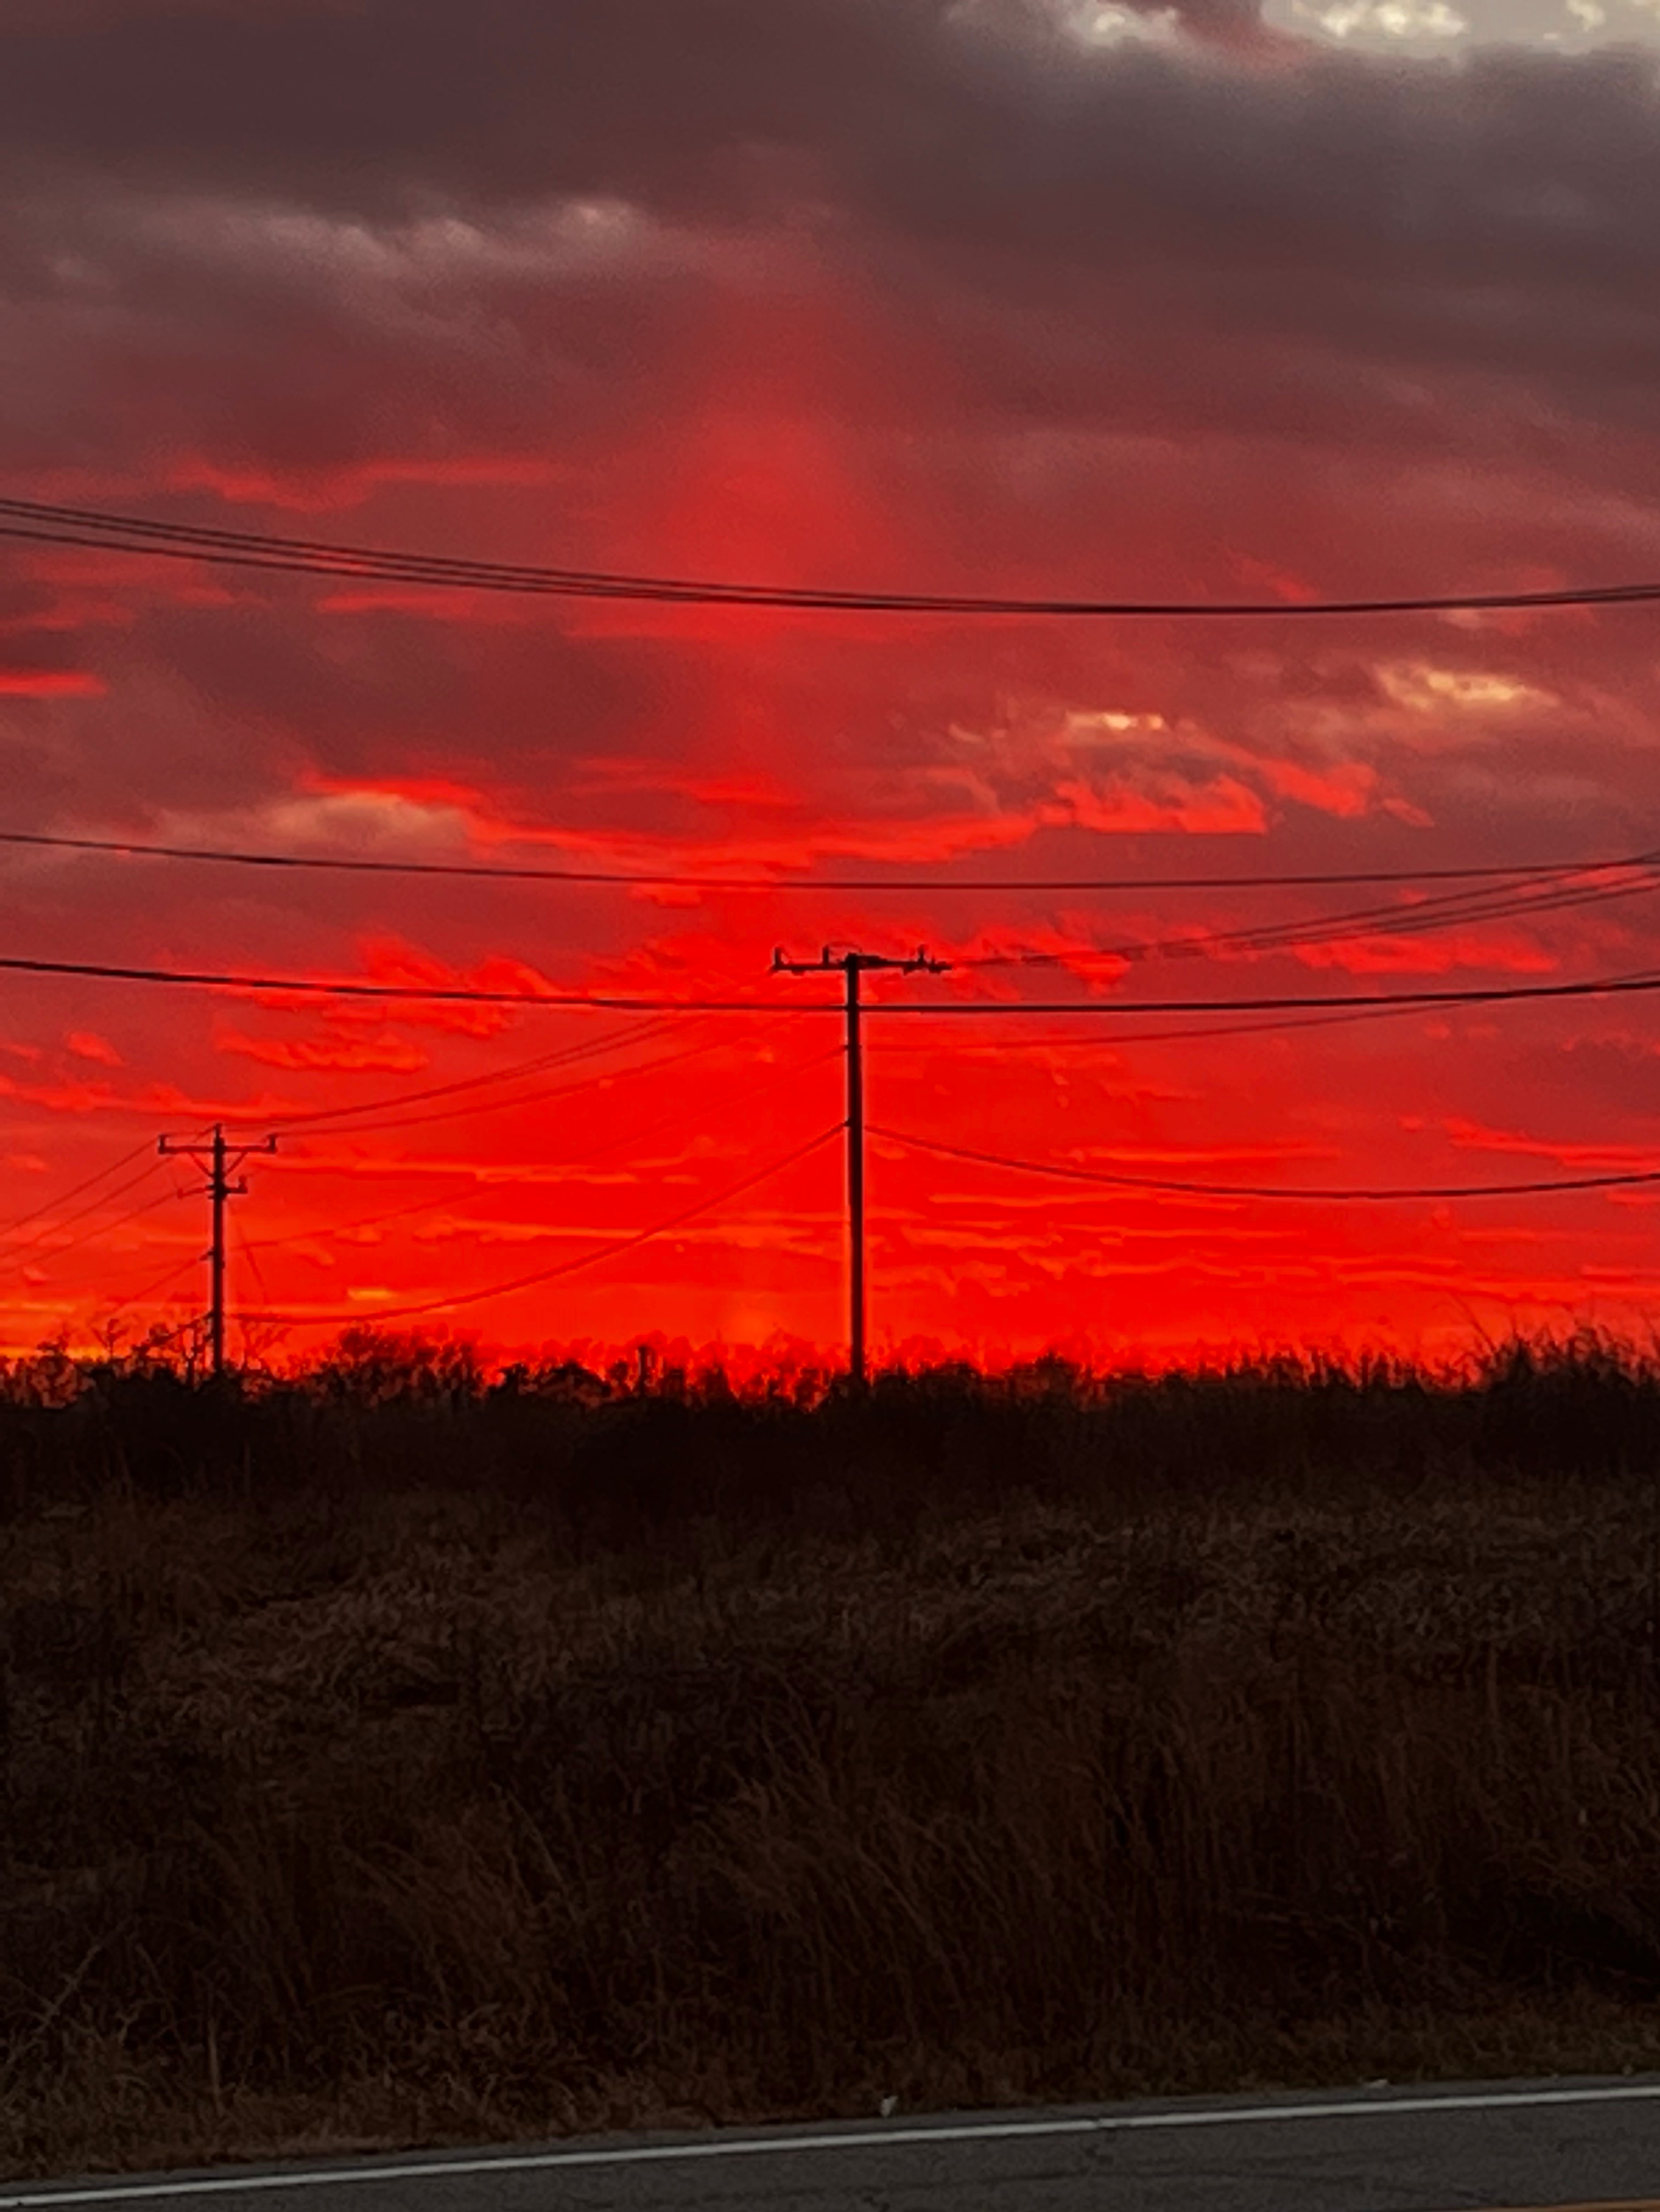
[2,2,1659,434]
[0,2,1655,281]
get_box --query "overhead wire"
[231,1219,277,1347]
[245,1029,834,1256]
[0,1184,186,1314]
[96,1246,205,1324]
[0,1155,173,1275]
[817,969,1660,1018]
[0,1136,156,1245]
[9,828,1660,982]
[12,944,1660,1020]
[873,1125,1660,1203]
[0,949,797,1010]
[246,1119,844,1329]
[962,857,1660,969]
[289,1018,769,1143]
[248,1013,694,1131]
[917,998,1479,1054]
[4,822,1656,894]
[5,495,1660,619]
[239,1172,482,1259]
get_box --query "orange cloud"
[1292,931,1561,976]
[1053,774,1268,836]
[0,668,105,697]
[217,1029,429,1074]
[65,1031,122,1066]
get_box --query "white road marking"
[5,2081,1660,2205]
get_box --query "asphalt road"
[7,2077,1660,2212]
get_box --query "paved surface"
[6,2077,1660,2211]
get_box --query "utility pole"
[157,1124,277,1379]
[771,945,949,1387]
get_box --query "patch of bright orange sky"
[7,79,1660,1368]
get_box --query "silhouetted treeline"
[3,1327,1658,1535]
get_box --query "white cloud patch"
[1068,2,1186,41]
[1375,662,1558,713]
[1297,0,1466,30]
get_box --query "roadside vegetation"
[5,1329,1660,2176]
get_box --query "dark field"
[6,1332,1660,2177]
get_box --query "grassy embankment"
[5,1331,1660,2176]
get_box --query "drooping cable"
[248,1013,692,1131]
[248,1119,843,1329]
[0,1136,156,1245]
[244,1034,837,1256]
[4,495,1660,620]
[5,822,1656,895]
[962,858,1660,970]
[873,1124,1660,1202]
[16,944,1660,1020]
[0,1155,172,1275]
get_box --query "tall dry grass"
[4,1333,1660,2175]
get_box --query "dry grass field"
[5,1333,1660,2177]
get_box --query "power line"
[246,1036,839,1257]
[251,1014,692,1130]
[4,496,1660,620]
[809,970,1660,1017]
[0,1136,155,1244]
[0,950,792,1010]
[255,1020,714,1141]
[9,826,1659,975]
[963,859,1660,969]
[912,1000,1466,1052]
[231,1219,277,1347]
[240,1174,479,1260]
[3,823,1652,895]
[126,1309,209,1356]
[9,944,1660,1019]
[96,1246,206,1324]
[0,1155,170,1273]
[289,1021,798,1144]
[18,1181,185,1282]
[874,1125,1660,1202]
[248,1120,843,1329]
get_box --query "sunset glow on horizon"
[7,0,1660,1369]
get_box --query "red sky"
[5,0,1660,1367]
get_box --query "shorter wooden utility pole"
[157,1124,277,1378]
[770,945,949,1387]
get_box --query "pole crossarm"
[769,946,950,1386]
[770,944,952,980]
[158,1125,277,1376]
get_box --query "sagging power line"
[0,1138,156,1248]
[9,944,1660,1019]
[961,856,1660,969]
[5,495,1660,620]
[242,1121,843,1332]
[242,1034,840,1262]
[872,1127,1660,1204]
[4,823,1656,894]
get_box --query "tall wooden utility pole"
[157,1124,277,1378]
[770,946,949,1386]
